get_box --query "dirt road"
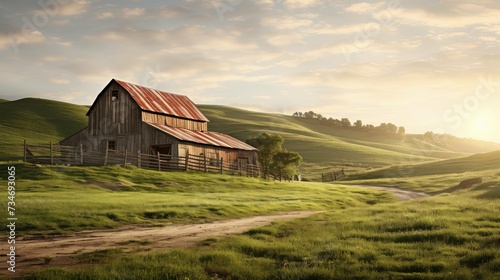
[12,211,323,274]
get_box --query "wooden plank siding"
[142,112,208,131]
[140,122,180,156]
[88,80,142,137]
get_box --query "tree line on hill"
[292,111,406,140]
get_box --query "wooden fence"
[321,168,345,182]
[23,141,260,178]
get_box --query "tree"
[387,123,398,134]
[397,126,406,140]
[246,133,302,180]
[303,111,316,119]
[354,120,363,129]
[270,150,303,181]
[246,133,284,178]
[341,118,351,128]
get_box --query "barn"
[60,79,258,167]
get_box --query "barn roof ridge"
[87,78,210,122]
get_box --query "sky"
[1,0,499,143]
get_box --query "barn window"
[111,90,119,101]
[108,140,116,150]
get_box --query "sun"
[474,115,489,131]
[467,113,497,142]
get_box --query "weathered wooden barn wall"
[177,142,258,165]
[142,112,208,131]
[59,128,143,153]
[88,80,142,137]
[140,123,180,156]
[60,128,90,148]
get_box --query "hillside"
[351,150,500,179]
[0,99,499,180]
[199,105,499,174]
[0,98,88,160]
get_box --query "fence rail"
[23,141,260,178]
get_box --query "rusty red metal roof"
[146,123,257,151]
[115,79,209,122]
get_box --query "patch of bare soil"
[8,211,323,277]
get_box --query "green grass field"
[22,175,500,279]
[1,162,394,236]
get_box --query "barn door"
[151,144,172,155]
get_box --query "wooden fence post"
[104,146,109,166]
[50,142,54,165]
[80,144,84,165]
[157,152,161,171]
[184,152,190,171]
[203,154,207,172]
[23,139,27,162]
[137,151,141,168]
[219,158,223,174]
[123,149,128,167]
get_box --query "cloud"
[57,0,89,16]
[267,34,304,46]
[49,78,70,85]
[431,32,467,41]
[0,30,45,52]
[122,8,145,18]
[284,0,321,10]
[345,2,385,14]
[95,12,114,19]
[306,22,373,35]
[394,2,500,28]
[40,55,66,62]
[261,15,313,30]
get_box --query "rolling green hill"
[0,99,499,180]
[0,98,88,160]
[199,105,500,177]
[352,150,500,179]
